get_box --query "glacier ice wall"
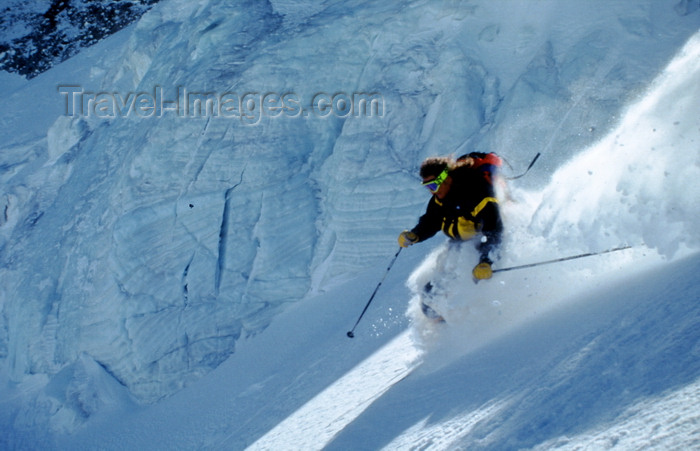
[0,0,698,407]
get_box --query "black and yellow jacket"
[411,165,502,260]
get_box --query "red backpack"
[457,152,502,185]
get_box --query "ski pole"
[347,247,402,338]
[505,152,541,180]
[493,245,632,274]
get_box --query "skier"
[398,153,503,280]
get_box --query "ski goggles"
[421,168,448,193]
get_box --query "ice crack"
[182,255,193,306]
[215,168,247,295]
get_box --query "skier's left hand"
[472,262,493,280]
[398,230,419,248]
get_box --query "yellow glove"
[472,262,493,280]
[398,230,419,248]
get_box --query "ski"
[420,301,445,323]
[420,281,446,322]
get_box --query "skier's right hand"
[398,230,419,248]
[472,261,493,280]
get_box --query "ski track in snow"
[243,331,421,450]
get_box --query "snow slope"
[24,249,696,450]
[0,0,699,448]
[328,253,700,451]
